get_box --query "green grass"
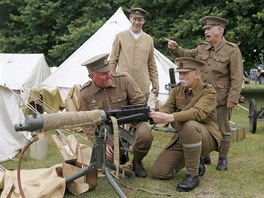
[1,84,264,198]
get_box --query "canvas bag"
[0,164,65,198]
[60,135,97,196]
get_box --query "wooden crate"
[230,126,245,141]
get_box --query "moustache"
[179,80,188,83]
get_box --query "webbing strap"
[110,116,120,176]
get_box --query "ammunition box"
[230,126,245,141]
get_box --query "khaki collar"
[92,78,117,93]
[205,37,226,51]
[191,80,204,96]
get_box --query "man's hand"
[227,101,236,110]
[151,86,159,97]
[149,110,174,123]
[164,38,178,51]
[106,144,113,160]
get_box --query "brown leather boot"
[132,150,147,178]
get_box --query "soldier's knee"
[149,166,173,180]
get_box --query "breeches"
[134,122,153,152]
[150,120,217,179]
[84,122,153,153]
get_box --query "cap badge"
[104,60,109,65]
[179,62,183,68]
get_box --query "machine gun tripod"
[15,104,151,197]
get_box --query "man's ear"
[88,73,94,79]
[194,70,201,79]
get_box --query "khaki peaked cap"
[202,16,229,29]
[81,53,111,73]
[175,57,205,72]
[129,7,149,17]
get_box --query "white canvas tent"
[42,7,178,103]
[0,53,51,162]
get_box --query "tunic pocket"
[212,56,229,74]
[196,54,209,61]
[88,101,103,110]
[110,92,127,104]
[175,97,186,110]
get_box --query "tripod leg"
[105,167,127,198]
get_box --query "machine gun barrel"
[14,110,105,132]
[14,104,151,132]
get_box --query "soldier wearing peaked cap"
[76,53,153,178]
[149,56,222,192]
[109,7,159,101]
[201,16,229,29]
[129,7,149,17]
[166,15,243,171]
[175,57,205,72]
[81,53,111,73]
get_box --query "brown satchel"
[53,132,97,196]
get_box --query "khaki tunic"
[109,30,159,99]
[79,72,152,152]
[150,80,222,178]
[172,38,243,140]
[172,38,243,106]
[161,80,222,148]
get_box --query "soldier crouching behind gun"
[76,53,153,178]
[149,57,222,192]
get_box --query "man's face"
[129,16,145,33]
[179,70,200,88]
[89,70,113,88]
[204,26,221,45]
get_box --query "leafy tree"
[0,0,263,71]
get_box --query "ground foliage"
[0,84,263,197]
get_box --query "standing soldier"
[109,7,159,100]
[166,16,243,170]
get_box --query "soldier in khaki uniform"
[149,57,222,192]
[109,8,159,100]
[166,16,243,170]
[78,53,153,178]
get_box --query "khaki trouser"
[150,120,217,179]
[216,105,232,142]
[84,122,153,153]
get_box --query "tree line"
[0,0,263,72]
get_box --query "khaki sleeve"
[227,47,243,104]
[65,84,82,112]
[125,73,146,104]
[148,39,159,88]
[109,34,120,72]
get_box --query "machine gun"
[14,104,151,198]
[105,104,151,125]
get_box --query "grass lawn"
[1,84,264,198]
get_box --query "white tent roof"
[42,7,129,90]
[0,53,51,162]
[42,7,178,102]
[1,53,51,90]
